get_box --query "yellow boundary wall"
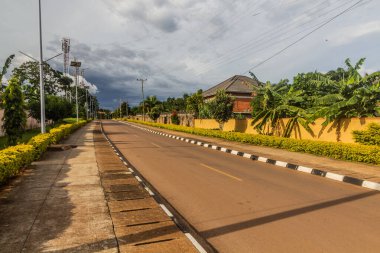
[194,117,380,143]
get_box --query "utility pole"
[70,59,81,123]
[81,68,90,120]
[126,100,129,117]
[89,97,92,119]
[84,86,89,120]
[38,0,46,133]
[137,78,147,121]
[119,98,122,118]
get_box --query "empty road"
[102,120,380,253]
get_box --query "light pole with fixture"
[137,78,147,121]
[70,60,81,122]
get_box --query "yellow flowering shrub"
[0,120,88,185]
[123,119,380,165]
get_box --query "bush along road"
[0,120,88,185]
[120,119,380,165]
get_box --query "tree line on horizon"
[0,54,99,145]
[114,58,380,137]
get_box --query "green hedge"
[0,120,87,185]
[352,123,380,146]
[121,119,380,165]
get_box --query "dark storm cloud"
[104,0,180,33]
[153,15,178,33]
[47,39,198,109]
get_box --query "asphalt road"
[102,120,380,253]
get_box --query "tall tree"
[12,61,61,101]
[28,95,73,123]
[209,90,234,130]
[58,75,73,99]
[251,82,313,137]
[0,54,15,93]
[186,89,203,118]
[2,76,27,145]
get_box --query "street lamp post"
[38,0,46,133]
[84,86,89,120]
[137,78,147,121]
[70,60,81,123]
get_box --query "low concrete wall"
[132,113,195,127]
[0,109,41,136]
[195,117,380,143]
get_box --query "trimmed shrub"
[123,119,380,165]
[171,111,180,125]
[0,144,35,184]
[353,123,380,146]
[0,120,87,185]
[28,133,52,159]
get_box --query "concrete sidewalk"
[0,122,199,253]
[126,121,380,183]
[0,123,117,252]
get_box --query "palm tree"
[251,82,313,137]
[0,54,15,93]
[313,59,380,126]
[58,75,73,99]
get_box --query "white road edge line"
[122,121,380,192]
[258,157,268,163]
[362,181,380,191]
[135,176,142,182]
[243,153,252,159]
[325,172,345,181]
[275,161,288,167]
[159,204,173,217]
[144,186,155,196]
[297,166,313,174]
[184,233,207,253]
[231,150,239,155]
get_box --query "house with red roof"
[202,75,261,114]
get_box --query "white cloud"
[1,0,379,109]
[1,76,7,85]
[329,21,380,46]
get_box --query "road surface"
[102,120,380,253]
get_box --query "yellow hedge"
[0,120,87,185]
[122,119,380,165]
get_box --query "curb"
[120,121,380,192]
[100,121,211,253]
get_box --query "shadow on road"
[201,190,379,239]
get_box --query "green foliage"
[198,102,212,119]
[352,123,380,146]
[120,101,128,117]
[58,75,73,98]
[252,58,380,138]
[1,54,15,93]
[1,76,27,145]
[209,90,234,129]
[28,95,73,123]
[162,94,188,113]
[186,89,203,118]
[124,119,380,165]
[12,61,61,101]
[171,111,180,125]
[0,120,87,185]
[0,144,35,184]
[148,106,161,122]
[251,81,313,137]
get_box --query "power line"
[194,0,354,75]
[242,0,365,74]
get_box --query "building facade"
[202,75,260,114]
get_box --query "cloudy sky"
[1,0,379,109]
